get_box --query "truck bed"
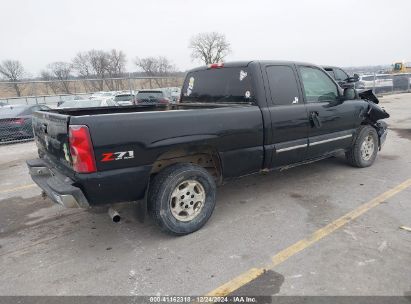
[48,103,252,116]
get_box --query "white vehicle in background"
[113,91,137,106]
[357,75,375,90]
[357,74,393,91]
[375,74,393,88]
[168,87,181,103]
[58,98,118,109]
[90,91,117,100]
[157,87,181,103]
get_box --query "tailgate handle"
[40,124,48,133]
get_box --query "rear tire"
[346,125,378,168]
[147,163,216,235]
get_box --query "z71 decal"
[101,151,134,162]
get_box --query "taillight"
[207,62,224,69]
[69,125,96,173]
[158,98,170,104]
[11,118,25,125]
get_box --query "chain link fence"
[354,72,411,94]
[0,76,183,144]
[1,73,410,145]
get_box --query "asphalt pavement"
[0,93,410,296]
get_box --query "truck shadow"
[0,154,358,247]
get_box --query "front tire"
[147,163,216,235]
[346,125,378,168]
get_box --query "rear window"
[377,75,392,80]
[60,100,104,108]
[362,76,374,81]
[0,106,26,117]
[114,95,133,101]
[77,100,104,107]
[59,101,78,108]
[181,67,253,103]
[137,91,164,99]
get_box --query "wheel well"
[150,147,223,184]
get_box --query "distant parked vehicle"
[167,87,181,103]
[56,95,85,107]
[322,66,359,89]
[0,104,49,142]
[114,92,136,106]
[392,73,411,91]
[357,75,375,90]
[58,99,118,108]
[357,74,394,93]
[90,92,116,100]
[135,90,171,105]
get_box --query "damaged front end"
[358,90,390,149]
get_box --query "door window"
[266,65,300,105]
[334,69,348,81]
[324,68,336,80]
[299,67,339,103]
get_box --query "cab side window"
[299,67,339,103]
[324,69,336,79]
[266,65,300,105]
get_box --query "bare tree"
[72,52,94,92]
[0,60,25,96]
[40,70,60,94]
[43,62,73,93]
[106,49,126,90]
[134,56,175,87]
[73,49,127,91]
[189,32,231,65]
[88,50,109,91]
[73,50,109,91]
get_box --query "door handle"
[310,111,322,128]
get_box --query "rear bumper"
[27,158,89,208]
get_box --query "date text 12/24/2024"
[149,296,260,303]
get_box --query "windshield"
[181,67,253,103]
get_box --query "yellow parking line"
[207,178,411,296]
[0,183,36,194]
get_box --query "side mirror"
[347,73,360,83]
[343,88,356,100]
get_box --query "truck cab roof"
[188,60,319,73]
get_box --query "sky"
[1,0,410,76]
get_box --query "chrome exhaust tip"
[108,207,121,223]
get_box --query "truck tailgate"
[32,111,72,171]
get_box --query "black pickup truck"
[27,61,389,235]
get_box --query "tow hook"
[108,207,121,223]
